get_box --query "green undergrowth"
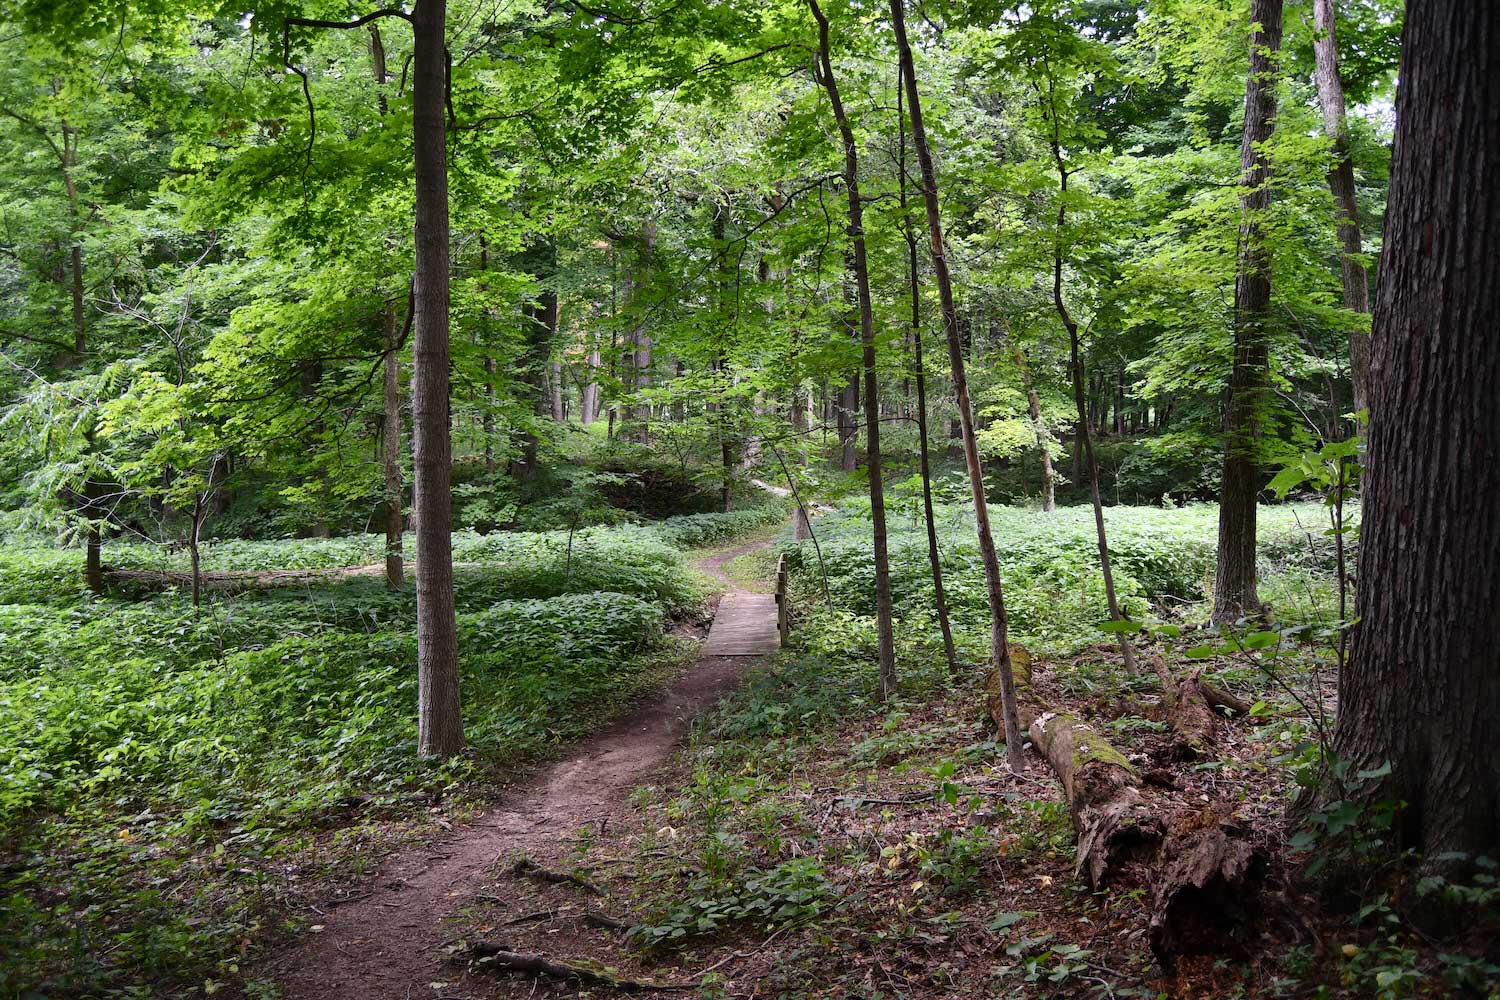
[794,501,1355,651]
[0,503,781,997]
[612,639,1082,986]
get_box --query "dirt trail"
[265,536,775,999]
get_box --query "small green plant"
[626,858,830,949]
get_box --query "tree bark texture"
[1312,0,1371,422]
[411,0,463,758]
[1336,0,1500,870]
[1213,0,1283,625]
[809,0,898,698]
[891,0,1024,770]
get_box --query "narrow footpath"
[265,536,779,999]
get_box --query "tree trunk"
[899,69,958,676]
[383,301,405,591]
[1312,0,1371,425]
[1043,114,1137,671]
[628,219,656,443]
[1213,0,1283,626]
[891,0,1024,770]
[810,0,897,699]
[581,348,600,425]
[1335,0,1500,876]
[411,0,463,759]
[837,369,858,471]
[1010,343,1055,513]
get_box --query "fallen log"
[987,648,1163,887]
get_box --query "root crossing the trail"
[264,537,781,999]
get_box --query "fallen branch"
[510,857,605,896]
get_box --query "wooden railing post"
[775,554,789,646]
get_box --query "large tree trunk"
[411,0,463,759]
[899,72,957,676]
[1312,0,1371,425]
[1335,0,1500,875]
[809,0,897,699]
[891,0,1024,770]
[383,301,405,591]
[1213,0,1283,626]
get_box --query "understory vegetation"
[0,488,785,997]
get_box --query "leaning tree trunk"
[898,71,958,675]
[891,0,1024,770]
[411,0,463,758]
[1213,0,1283,626]
[1335,0,1500,875]
[1311,0,1371,426]
[809,0,898,698]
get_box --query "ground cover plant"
[798,500,1356,650]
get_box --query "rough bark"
[892,0,1023,770]
[411,0,463,758]
[1149,654,1218,753]
[809,0,897,699]
[1148,814,1265,970]
[1311,0,1371,422]
[1213,0,1283,625]
[1335,0,1500,873]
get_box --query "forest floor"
[257,536,781,999]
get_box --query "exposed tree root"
[510,856,605,896]
[466,943,686,991]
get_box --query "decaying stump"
[1150,655,1220,754]
[1148,813,1266,969]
